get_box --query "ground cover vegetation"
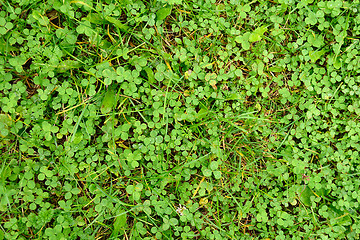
[1,0,360,239]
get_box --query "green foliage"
[1,0,360,239]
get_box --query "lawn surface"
[1,0,360,239]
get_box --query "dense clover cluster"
[1,0,360,239]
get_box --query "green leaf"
[72,131,83,144]
[32,10,49,26]
[101,88,116,114]
[268,66,284,72]
[256,59,264,75]
[213,171,222,179]
[105,16,129,31]
[249,26,268,42]
[0,114,12,127]
[0,165,11,181]
[203,168,212,177]
[112,209,127,237]
[156,7,172,21]
[196,107,208,119]
[299,186,315,207]
[169,218,178,226]
[144,67,155,83]
[235,32,250,50]
[9,56,26,67]
[333,55,342,69]
[333,43,342,56]
[209,161,219,171]
[83,13,106,24]
[0,114,12,137]
[126,185,135,194]
[0,37,17,53]
[104,77,112,85]
[56,60,81,73]
[81,12,128,40]
[309,49,326,63]
[328,205,352,226]
[135,183,143,192]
